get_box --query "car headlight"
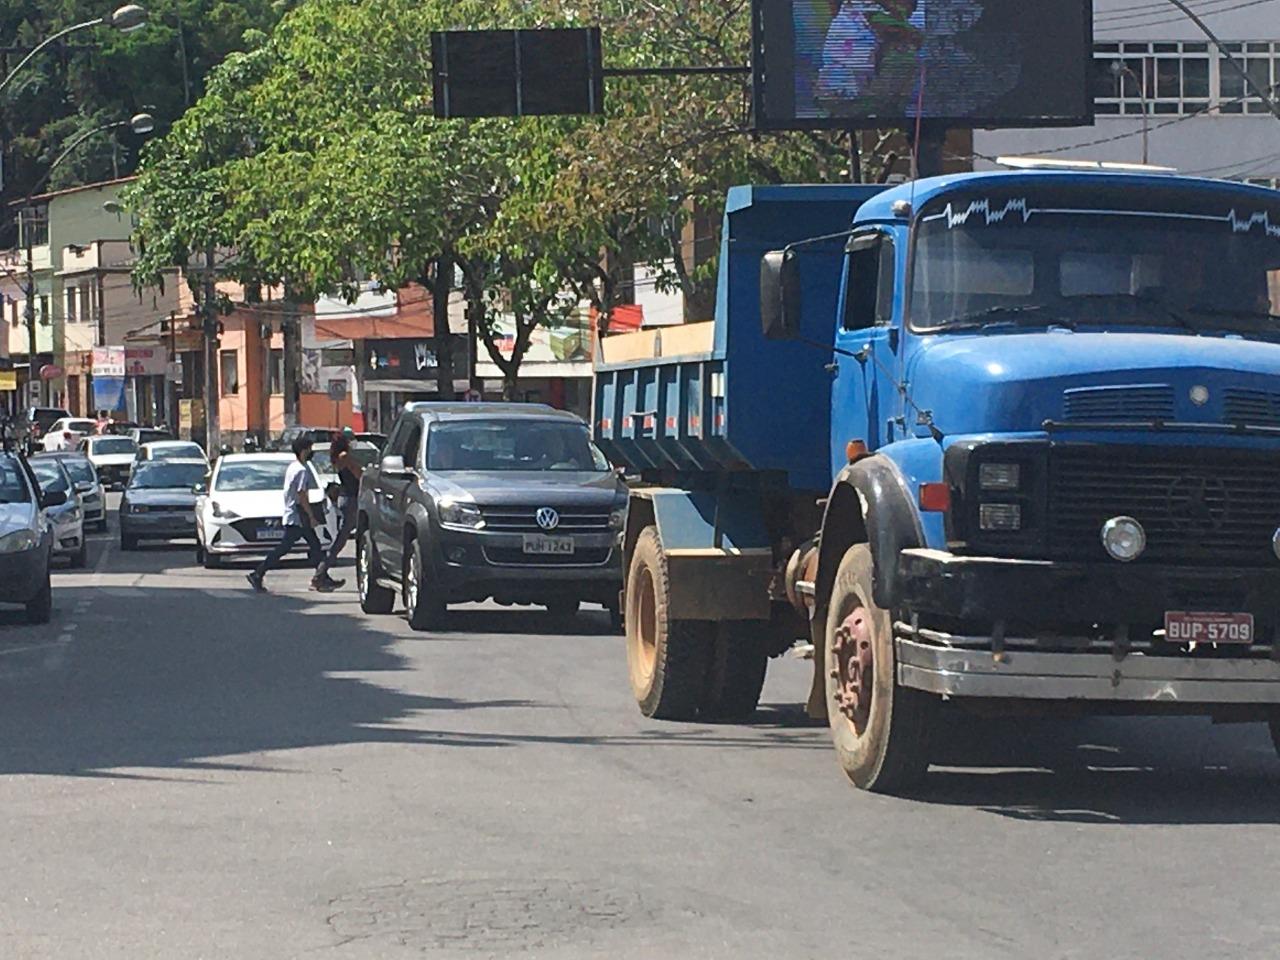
[608,507,627,531]
[438,500,485,529]
[978,462,1021,491]
[67,506,81,521]
[0,529,37,554]
[211,501,240,520]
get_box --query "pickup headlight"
[0,529,37,554]
[608,507,627,531]
[438,500,485,529]
[211,501,240,520]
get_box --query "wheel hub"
[832,607,874,729]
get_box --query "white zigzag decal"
[921,196,1280,238]
[1227,208,1280,238]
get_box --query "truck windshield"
[911,187,1280,334]
[426,421,608,472]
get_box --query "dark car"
[0,451,60,623]
[273,425,336,452]
[119,459,207,550]
[356,403,626,630]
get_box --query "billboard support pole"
[847,129,861,184]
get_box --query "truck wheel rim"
[832,607,874,733]
[632,566,658,681]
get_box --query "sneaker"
[246,572,266,593]
[310,577,337,593]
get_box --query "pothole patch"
[327,877,651,953]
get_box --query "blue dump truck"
[595,169,1280,792]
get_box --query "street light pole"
[1111,61,1149,165]
[0,5,148,97]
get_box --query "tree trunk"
[431,255,456,400]
[282,292,302,429]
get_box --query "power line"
[1096,0,1274,23]
[1097,0,1280,31]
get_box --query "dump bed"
[594,184,885,493]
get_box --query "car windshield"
[129,462,207,490]
[30,461,70,494]
[312,443,380,474]
[214,461,289,492]
[46,458,94,485]
[912,186,1280,333]
[94,438,137,455]
[150,443,204,461]
[426,420,608,472]
[137,430,172,444]
[0,457,32,504]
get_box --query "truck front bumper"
[895,548,1280,706]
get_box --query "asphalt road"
[1,499,1279,959]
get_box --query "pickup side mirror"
[760,249,802,340]
[74,480,93,493]
[380,454,411,478]
[40,490,67,509]
[192,482,208,495]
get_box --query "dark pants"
[318,495,356,578]
[253,523,324,579]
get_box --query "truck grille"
[1047,446,1280,565]
[483,546,612,567]
[479,506,612,533]
[1062,385,1175,422]
[1224,388,1280,427]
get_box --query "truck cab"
[598,170,1280,793]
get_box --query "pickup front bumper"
[894,548,1280,706]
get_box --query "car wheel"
[203,552,221,569]
[404,537,446,631]
[357,528,395,614]
[26,571,52,624]
[194,542,206,564]
[120,534,138,551]
[70,537,88,569]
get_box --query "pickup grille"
[1224,388,1280,427]
[479,506,612,533]
[1062,385,1174,422]
[1047,446,1280,565]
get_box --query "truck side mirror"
[760,249,801,340]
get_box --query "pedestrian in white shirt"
[246,436,345,593]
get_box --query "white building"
[974,0,1280,187]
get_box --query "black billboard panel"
[752,0,1093,129]
[433,28,604,119]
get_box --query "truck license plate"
[1165,611,1254,644]
[523,535,574,555]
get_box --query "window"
[397,420,423,469]
[80,285,91,325]
[320,347,354,367]
[842,235,896,330]
[269,349,284,395]
[220,350,239,395]
[65,286,77,323]
[38,295,49,326]
[1092,41,1278,116]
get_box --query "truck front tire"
[824,544,934,793]
[626,526,711,720]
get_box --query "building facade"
[973,1,1280,185]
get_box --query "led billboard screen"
[753,0,1093,129]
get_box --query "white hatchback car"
[195,454,332,568]
[79,434,139,489]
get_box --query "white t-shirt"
[282,459,318,526]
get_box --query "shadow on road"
[0,582,535,780]
[908,715,1280,825]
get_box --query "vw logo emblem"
[1166,474,1230,533]
[535,507,560,531]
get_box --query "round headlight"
[1101,516,1146,562]
[1272,527,1280,561]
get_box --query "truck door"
[378,417,422,579]
[830,232,899,459]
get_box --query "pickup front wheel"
[625,526,712,720]
[824,544,934,793]
[404,537,447,631]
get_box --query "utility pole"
[201,244,220,454]
[22,212,40,408]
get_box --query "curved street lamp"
[1109,61,1150,165]
[0,5,149,98]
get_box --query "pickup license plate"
[1165,611,1254,645]
[523,535,574,555]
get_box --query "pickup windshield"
[912,186,1280,334]
[426,420,609,472]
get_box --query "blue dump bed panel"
[594,184,885,493]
